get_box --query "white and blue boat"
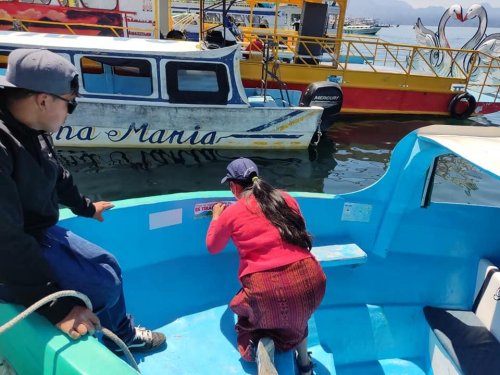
[0,124,499,374]
[0,31,325,149]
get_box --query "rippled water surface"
[60,25,500,202]
[59,113,499,203]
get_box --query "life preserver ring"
[448,92,477,119]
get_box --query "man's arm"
[55,163,96,217]
[0,146,82,324]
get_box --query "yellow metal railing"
[465,52,500,101]
[241,29,498,83]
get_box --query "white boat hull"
[343,26,381,35]
[55,101,323,149]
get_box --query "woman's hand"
[212,202,226,220]
[93,201,114,222]
[56,306,100,339]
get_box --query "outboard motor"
[300,81,343,132]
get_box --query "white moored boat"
[0,31,326,149]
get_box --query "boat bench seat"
[424,259,500,375]
[247,95,278,107]
[311,243,367,267]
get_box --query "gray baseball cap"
[0,48,79,95]
[221,157,259,183]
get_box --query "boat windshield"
[431,154,500,207]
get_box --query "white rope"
[0,290,139,372]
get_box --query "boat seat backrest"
[473,259,500,341]
[474,259,499,300]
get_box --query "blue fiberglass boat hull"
[0,125,499,374]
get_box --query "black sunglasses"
[50,94,78,114]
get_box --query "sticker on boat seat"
[149,208,183,230]
[194,201,234,219]
[341,202,372,222]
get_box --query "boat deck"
[128,302,427,375]
[120,245,427,375]
[127,304,427,375]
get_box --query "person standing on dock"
[206,157,326,375]
[0,48,165,354]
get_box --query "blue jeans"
[2,225,135,343]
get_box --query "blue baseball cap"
[0,48,79,95]
[221,157,259,184]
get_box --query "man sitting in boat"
[206,157,326,375]
[0,49,166,355]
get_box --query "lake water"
[59,25,499,202]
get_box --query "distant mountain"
[346,0,500,27]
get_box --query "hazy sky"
[402,0,498,8]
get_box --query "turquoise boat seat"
[245,88,302,107]
[311,243,367,267]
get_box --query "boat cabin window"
[228,13,246,26]
[0,51,8,71]
[204,12,221,23]
[290,13,301,24]
[426,154,500,207]
[165,61,229,105]
[79,56,154,97]
[0,51,8,97]
[327,14,339,30]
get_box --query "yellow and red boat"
[234,0,499,119]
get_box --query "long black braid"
[237,174,312,250]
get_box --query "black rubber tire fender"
[448,92,477,119]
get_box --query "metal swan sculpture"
[458,4,499,85]
[413,4,463,76]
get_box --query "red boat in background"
[0,0,142,37]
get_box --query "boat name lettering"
[56,126,98,141]
[105,123,218,145]
[56,124,218,145]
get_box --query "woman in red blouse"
[206,157,326,375]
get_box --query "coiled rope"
[0,290,139,372]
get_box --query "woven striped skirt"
[230,256,326,361]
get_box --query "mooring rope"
[0,290,139,372]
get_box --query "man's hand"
[93,201,114,222]
[56,306,100,340]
